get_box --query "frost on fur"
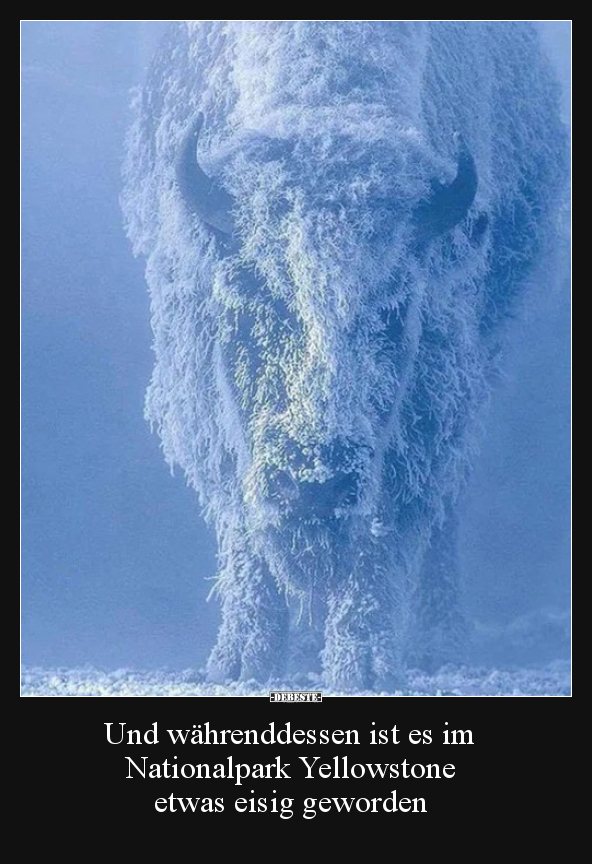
[121,21,566,690]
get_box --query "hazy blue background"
[21,21,570,670]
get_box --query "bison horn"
[176,113,235,235]
[414,144,478,241]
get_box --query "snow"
[21,662,570,697]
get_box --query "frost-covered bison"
[122,21,565,690]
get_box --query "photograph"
[21,20,571,696]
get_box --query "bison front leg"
[287,587,327,676]
[322,559,403,692]
[407,505,470,672]
[207,542,289,684]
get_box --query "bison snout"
[266,469,361,518]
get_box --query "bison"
[122,21,566,690]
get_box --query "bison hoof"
[206,647,241,685]
[373,669,406,693]
[240,649,285,684]
[206,665,239,685]
[206,645,285,686]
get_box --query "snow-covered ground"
[21,661,570,697]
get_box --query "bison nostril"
[332,472,360,506]
[268,470,299,502]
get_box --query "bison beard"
[122,21,566,690]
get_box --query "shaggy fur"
[122,21,565,690]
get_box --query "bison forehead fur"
[122,21,566,690]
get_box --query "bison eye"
[380,303,407,345]
[413,144,478,242]
[176,113,236,236]
[468,212,489,245]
